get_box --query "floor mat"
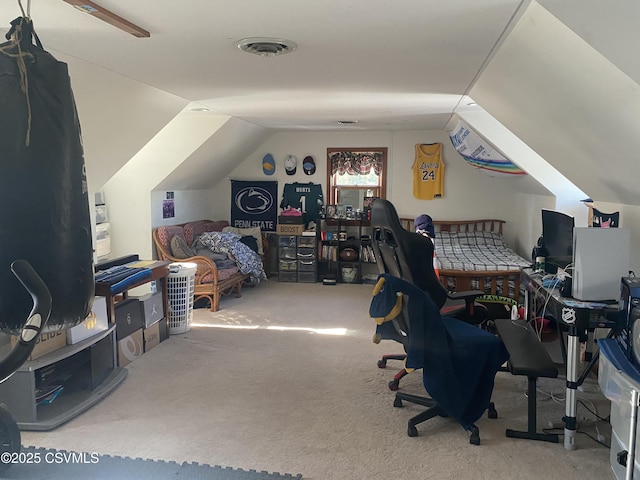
[1,446,303,479]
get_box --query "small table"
[95,260,171,326]
[520,267,620,450]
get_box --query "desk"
[521,267,620,450]
[95,260,171,326]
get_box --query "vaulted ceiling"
[1,0,639,206]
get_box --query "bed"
[399,218,530,302]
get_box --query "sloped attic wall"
[56,52,188,195]
[104,112,232,260]
[106,113,271,260]
[470,1,640,207]
[470,0,640,272]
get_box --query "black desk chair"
[370,199,487,390]
[370,274,508,444]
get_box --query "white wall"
[106,125,640,272]
[57,52,188,195]
[150,190,216,229]
[211,131,393,224]
[212,129,538,254]
[103,114,231,260]
[512,193,555,259]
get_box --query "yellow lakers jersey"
[412,143,444,199]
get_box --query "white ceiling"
[0,0,526,131]
[3,0,640,207]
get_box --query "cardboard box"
[158,317,169,342]
[132,292,164,328]
[117,329,143,367]
[276,223,304,236]
[114,298,144,340]
[143,321,161,352]
[66,296,109,345]
[11,330,66,361]
[278,215,304,225]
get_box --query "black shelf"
[317,218,376,284]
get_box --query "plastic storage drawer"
[278,271,298,282]
[279,246,297,260]
[279,259,297,272]
[298,271,317,283]
[296,247,316,260]
[278,235,297,248]
[598,339,640,480]
[297,260,316,272]
[611,429,639,480]
[298,236,316,248]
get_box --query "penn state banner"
[448,119,526,177]
[231,180,278,232]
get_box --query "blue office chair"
[370,274,508,444]
[370,198,488,390]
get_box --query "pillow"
[222,226,263,255]
[240,235,259,254]
[170,235,195,259]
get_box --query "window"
[326,147,387,210]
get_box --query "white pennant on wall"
[448,119,526,177]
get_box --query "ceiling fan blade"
[62,0,150,38]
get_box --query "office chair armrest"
[446,289,485,319]
[446,290,484,302]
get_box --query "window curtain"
[329,151,383,176]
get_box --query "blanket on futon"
[197,231,267,281]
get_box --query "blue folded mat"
[95,265,152,294]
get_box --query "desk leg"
[105,293,116,325]
[564,327,579,450]
[584,329,595,362]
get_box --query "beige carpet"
[21,280,614,480]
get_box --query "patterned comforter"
[434,231,530,272]
[197,231,267,281]
[434,231,530,299]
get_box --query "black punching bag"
[0,17,94,334]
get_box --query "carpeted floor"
[2,446,302,479]
[17,280,615,480]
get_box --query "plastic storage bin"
[167,262,197,334]
[598,339,640,480]
[341,265,358,283]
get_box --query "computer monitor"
[541,209,575,273]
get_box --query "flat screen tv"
[541,209,575,273]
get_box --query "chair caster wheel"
[388,380,399,391]
[377,359,387,369]
[408,425,418,437]
[487,402,498,419]
[469,425,480,445]
[393,397,403,408]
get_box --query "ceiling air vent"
[237,37,297,57]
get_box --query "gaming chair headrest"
[370,199,404,231]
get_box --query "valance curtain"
[329,151,383,176]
